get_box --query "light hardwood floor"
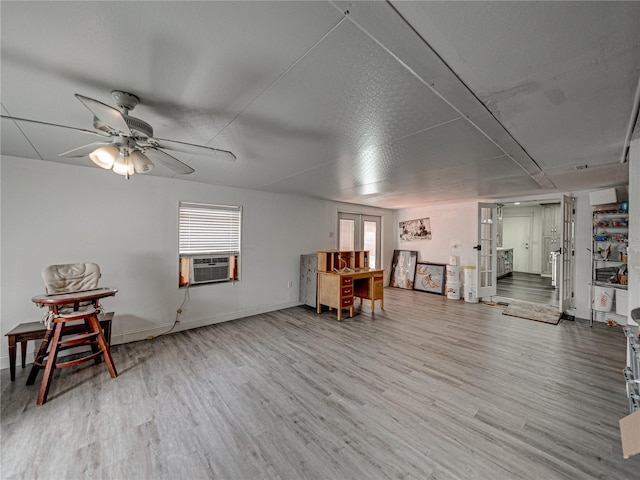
[2,288,638,479]
[497,271,559,307]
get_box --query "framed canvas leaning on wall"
[414,262,446,295]
[389,250,417,290]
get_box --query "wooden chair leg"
[26,328,54,385]
[84,318,102,365]
[88,315,117,378]
[37,323,64,405]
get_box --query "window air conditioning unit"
[190,255,230,284]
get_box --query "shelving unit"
[590,207,629,326]
[497,248,513,278]
[317,250,369,273]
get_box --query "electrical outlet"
[288,281,293,288]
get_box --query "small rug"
[502,300,562,325]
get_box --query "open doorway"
[496,201,562,308]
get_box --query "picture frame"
[399,218,432,241]
[414,262,446,295]
[389,250,418,290]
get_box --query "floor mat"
[502,300,562,325]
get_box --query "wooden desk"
[317,269,384,321]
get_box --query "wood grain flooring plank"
[2,287,639,479]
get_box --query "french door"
[559,195,575,313]
[338,212,381,268]
[476,203,498,299]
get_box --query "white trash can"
[464,283,479,303]
[446,265,463,284]
[446,281,461,300]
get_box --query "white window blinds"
[179,202,241,255]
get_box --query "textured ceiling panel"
[0,115,40,160]
[213,18,462,188]
[0,1,343,161]
[1,2,638,208]
[392,1,640,169]
[263,152,537,207]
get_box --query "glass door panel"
[338,213,381,268]
[339,218,356,250]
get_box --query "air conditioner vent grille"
[189,255,230,284]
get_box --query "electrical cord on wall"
[146,283,190,340]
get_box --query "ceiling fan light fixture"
[131,150,154,174]
[112,154,135,177]
[89,144,119,169]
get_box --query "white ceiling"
[2,1,639,209]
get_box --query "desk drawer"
[341,276,353,286]
[342,286,353,297]
[341,297,353,307]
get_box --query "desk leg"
[370,281,375,313]
[20,341,27,369]
[8,336,16,381]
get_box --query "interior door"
[559,195,575,313]
[503,215,533,272]
[476,203,498,299]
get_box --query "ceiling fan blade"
[143,148,195,174]
[59,142,112,158]
[153,137,236,161]
[1,114,109,138]
[75,94,131,134]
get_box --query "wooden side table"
[5,312,113,381]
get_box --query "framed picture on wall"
[389,250,417,290]
[414,262,446,295]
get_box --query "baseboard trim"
[0,301,303,371]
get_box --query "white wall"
[394,189,628,322]
[0,156,394,368]
[395,202,478,267]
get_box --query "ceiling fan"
[1,90,236,179]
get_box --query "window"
[338,212,381,268]
[178,201,241,286]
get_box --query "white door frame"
[559,195,575,313]
[476,203,498,299]
[337,212,381,269]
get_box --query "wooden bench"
[5,312,113,381]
